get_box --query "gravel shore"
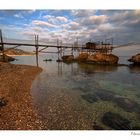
[0,62,43,130]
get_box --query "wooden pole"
[0,29,5,61]
[35,35,39,67]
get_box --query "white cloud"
[71,10,96,17]
[14,13,24,18]
[80,15,108,26]
[68,21,80,30]
[56,16,68,22]
[32,20,57,28]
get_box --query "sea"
[10,44,140,130]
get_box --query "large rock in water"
[128,53,140,65]
[75,52,88,62]
[62,55,74,62]
[87,53,119,64]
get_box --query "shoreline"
[5,54,35,56]
[0,62,43,130]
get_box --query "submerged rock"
[113,97,139,112]
[87,53,119,64]
[128,53,140,65]
[81,89,115,103]
[0,97,8,107]
[95,90,114,101]
[81,94,98,103]
[101,112,131,130]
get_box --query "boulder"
[62,55,74,62]
[87,53,119,64]
[128,53,140,65]
[75,52,88,62]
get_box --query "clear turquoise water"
[12,54,140,130]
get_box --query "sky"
[0,10,140,45]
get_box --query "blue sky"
[0,10,140,44]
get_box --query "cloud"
[80,15,108,26]
[56,16,68,22]
[71,10,96,17]
[43,15,68,24]
[32,20,57,28]
[14,13,24,18]
[68,21,80,30]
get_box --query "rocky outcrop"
[62,52,119,64]
[128,53,140,65]
[4,48,34,56]
[87,53,119,64]
[0,54,15,62]
[75,52,88,62]
[62,55,74,62]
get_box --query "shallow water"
[12,54,140,130]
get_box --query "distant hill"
[4,48,34,56]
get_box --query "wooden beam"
[0,30,5,61]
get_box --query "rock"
[101,112,131,130]
[0,97,8,107]
[81,94,98,103]
[43,59,52,61]
[4,48,34,56]
[128,53,140,65]
[95,90,114,101]
[0,54,15,62]
[87,53,119,64]
[113,97,139,112]
[62,55,74,62]
[75,52,89,62]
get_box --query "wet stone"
[81,94,98,103]
[0,97,8,107]
[113,97,139,112]
[95,90,114,101]
[101,112,131,130]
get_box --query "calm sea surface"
[11,46,140,130]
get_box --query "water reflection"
[78,63,118,74]
[129,65,140,73]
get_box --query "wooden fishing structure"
[0,29,136,66]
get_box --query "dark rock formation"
[81,94,98,103]
[128,53,140,65]
[95,90,114,101]
[101,112,131,130]
[113,97,140,113]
